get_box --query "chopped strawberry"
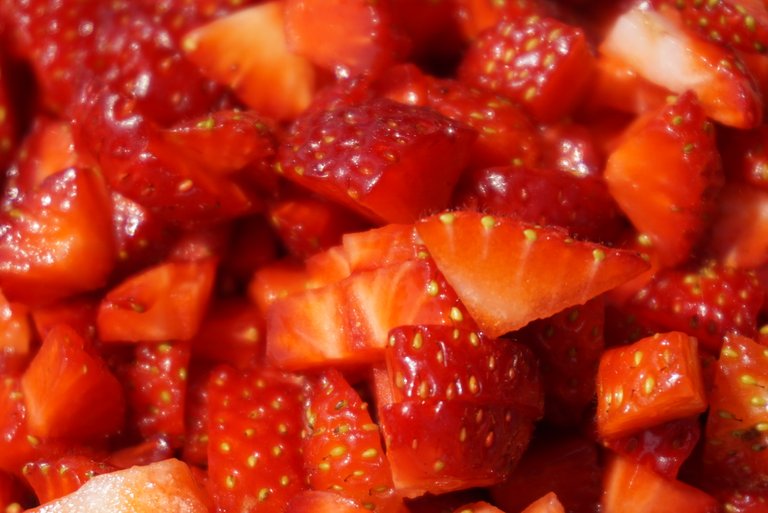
[708,182,768,269]
[97,258,216,343]
[596,331,707,439]
[519,493,566,513]
[517,298,605,426]
[603,416,701,479]
[604,91,722,268]
[384,325,543,418]
[266,257,472,370]
[0,167,115,305]
[601,453,719,513]
[585,53,670,115]
[452,0,559,41]
[0,374,39,474]
[21,324,126,441]
[714,489,768,513]
[284,0,408,78]
[491,435,602,513]
[303,369,400,513]
[278,96,475,224]
[126,341,191,440]
[415,210,649,338]
[181,363,213,467]
[458,16,596,122]
[31,296,99,343]
[24,459,211,513]
[651,0,768,54]
[22,455,115,504]
[286,490,372,513]
[538,121,605,178]
[599,3,762,128]
[455,165,625,243]
[190,299,265,369]
[106,436,175,469]
[625,262,764,353]
[0,289,31,371]
[340,223,420,274]
[206,366,306,513]
[182,2,318,121]
[703,334,768,491]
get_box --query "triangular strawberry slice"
[415,211,649,338]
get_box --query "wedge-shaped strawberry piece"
[605,92,722,268]
[379,400,535,497]
[266,257,472,370]
[284,0,407,77]
[21,325,125,440]
[600,3,762,128]
[704,334,768,491]
[278,96,475,224]
[207,366,306,513]
[25,459,210,513]
[602,453,718,513]
[183,2,317,120]
[415,211,649,338]
[520,494,566,513]
[385,325,543,418]
[97,258,216,342]
[0,167,115,305]
[596,332,707,439]
[303,370,400,513]
[22,455,115,504]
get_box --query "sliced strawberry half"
[415,210,649,338]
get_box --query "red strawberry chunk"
[286,490,372,513]
[303,370,400,513]
[190,300,265,369]
[626,262,764,353]
[206,366,307,513]
[596,331,707,439]
[708,182,768,269]
[22,455,115,504]
[519,494,565,513]
[21,325,126,441]
[415,211,650,338]
[453,0,559,41]
[605,91,723,267]
[278,96,475,224]
[385,325,543,418]
[458,16,596,122]
[704,334,768,491]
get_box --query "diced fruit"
[415,211,649,338]
[599,3,762,128]
[286,490,372,513]
[190,299,264,369]
[708,182,768,269]
[97,258,216,342]
[25,459,211,513]
[21,324,125,440]
[596,331,707,439]
[182,2,317,120]
[458,16,595,122]
[303,369,399,513]
[704,334,768,490]
[22,455,115,504]
[206,366,306,513]
[602,453,719,513]
[604,91,722,268]
[520,493,566,513]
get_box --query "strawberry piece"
[600,3,762,128]
[97,258,216,343]
[491,435,602,513]
[182,364,213,467]
[182,2,317,121]
[626,262,764,353]
[538,121,605,178]
[206,366,306,513]
[602,453,719,513]
[286,490,371,513]
[190,300,265,369]
[266,257,472,370]
[585,53,670,115]
[519,493,566,513]
[385,325,543,418]
[458,16,596,122]
[452,0,558,40]
[340,223,421,273]
[455,165,625,243]
[126,341,191,440]
[415,211,649,338]
[0,289,31,372]
[0,167,115,305]
[25,459,211,513]
[21,324,126,441]
[652,0,768,54]
[284,0,408,78]
[0,374,39,474]
[603,416,701,479]
[278,96,474,224]
[378,399,535,497]
[106,436,175,469]
[72,87,256,227]
[703,334,768,491]
[596,331,707,439]
[303,370,400,513]
[517,298,605,425]
[22,455,115,504]
[604,91,722,267]
[708,182,768,269]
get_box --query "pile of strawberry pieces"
[2,0,768,512]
